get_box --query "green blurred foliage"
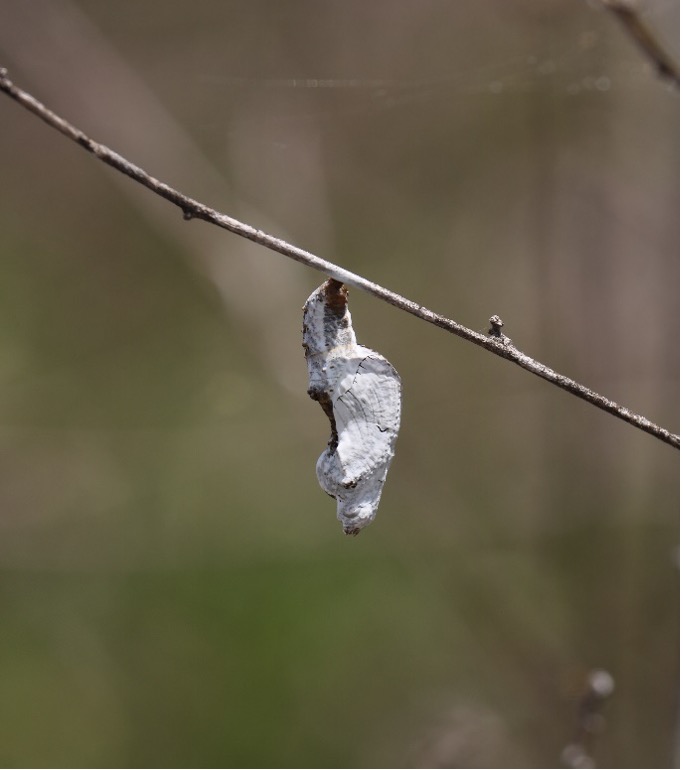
[0,1,678,767]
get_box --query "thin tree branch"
[599,0,679,90]
[0,68,678,450]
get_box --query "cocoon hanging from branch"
[303,279,402,536]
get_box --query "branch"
[0,68,678,450]
[599,0,679,90]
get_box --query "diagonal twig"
[0,68,678,450]
[599,0,679,90]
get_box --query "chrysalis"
[303,279,401,535]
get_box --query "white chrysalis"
[303,279,401,535]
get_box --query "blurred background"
[0,1,679,767]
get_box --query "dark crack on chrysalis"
[303,278,351,454]
[307,386,339,453]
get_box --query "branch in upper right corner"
[600,0,680,89]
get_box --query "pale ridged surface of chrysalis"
[303,279,401,535]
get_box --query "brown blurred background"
[0,1,679,767]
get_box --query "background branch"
[0,67,678,450]
[599,0,679,89]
